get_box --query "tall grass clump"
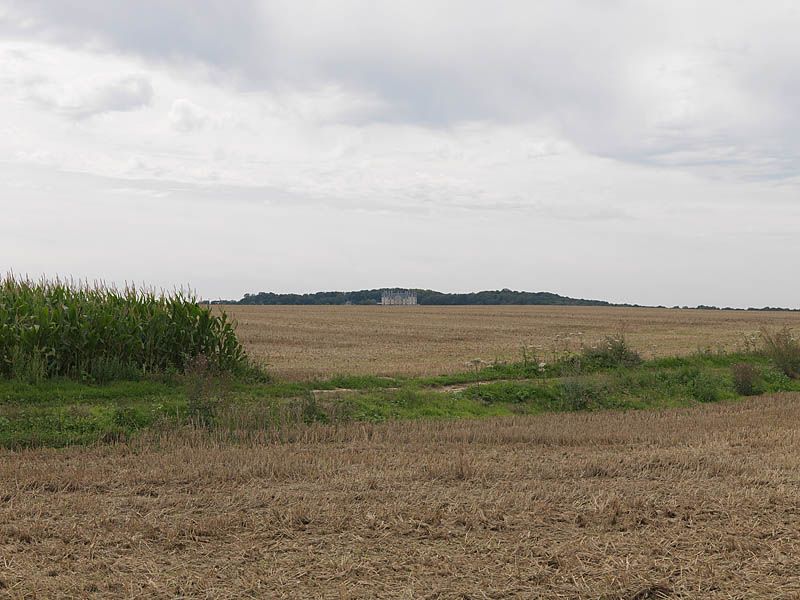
[0,275,248,382]
[760,327,800,379]
[579,332,642,370]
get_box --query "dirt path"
[310,377,544,397]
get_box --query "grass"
[2,348,798,448]
[0,380,183,447]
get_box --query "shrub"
[689,372,721,403]
[0,275,249,381]
[580,333,642,369]
[559,378,607,411]
[760,327,800,379]
[731,363,760,396]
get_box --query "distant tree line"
[231,289,618,306]
[209,290,799,310]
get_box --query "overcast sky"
[1,1,799,307]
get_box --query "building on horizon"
[381,289,417,305]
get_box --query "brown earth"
[3,395,800,598]
[222,305,800,380]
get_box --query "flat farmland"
[4,395,800,598]
[224,305,800,380]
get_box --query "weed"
[579,332,642,370]
[731,363,760,396]
[760,327,800,379]
[466,358,486,382]
[184,355,231,426]
[739,332,761,354]
[301,393,329,424]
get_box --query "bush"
[731,363,760,396]
[0,276,249,381]
[580,333,642,369]
[761,327,800,379]
[689,372,722,403]
[559,378,607,411]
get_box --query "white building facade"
[381,289,417,305]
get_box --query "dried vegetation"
[3,395,800,598]
[224,305,800,380]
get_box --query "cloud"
[3,1,800,182]
[28,74,154,119]
[168,98,208,132]
[1,2,800,305]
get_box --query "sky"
[1,1,799,307]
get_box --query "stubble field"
[5,305,800,597]
[3,394,800,598]
[225,305,800,380]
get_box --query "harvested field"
[224,305,800,380]
[3,394,800,598]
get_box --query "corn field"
[0,276,247,381]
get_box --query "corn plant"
[0,275,248,381]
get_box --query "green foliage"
[648,352,758,370]
[0,275,249,381]
[760,327,800,379]
[111,405,151,430]
[8,346,47,384]
[559,378,609,410]
[758,364,797,392]
[349,388,508,421]
[5,345,800,449]
[324,374,400,389]
[688,371,723,403]
[0,401,171,448]
[464,381,559,405]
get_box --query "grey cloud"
[29,74,154,118]
[4,1,800,180]
[0,0,262,68]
